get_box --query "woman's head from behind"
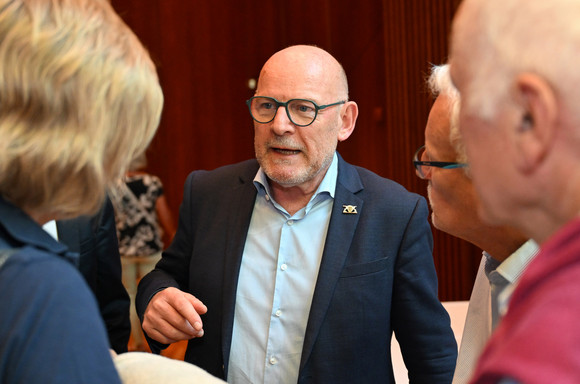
[0,0,163,221]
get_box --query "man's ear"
[337,101,358,142]
[513,73,558,174]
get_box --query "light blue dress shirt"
[227,154,338,384]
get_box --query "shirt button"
[275,309,282,317]
[280,264,287,271]
[269,357,278,365]
[287,220,294,226]
[265,194,270,201]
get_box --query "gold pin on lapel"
[342,205,357,214]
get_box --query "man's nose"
[270,105,296,135]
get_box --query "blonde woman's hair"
[129,152,148,172]
[0,0,163,219]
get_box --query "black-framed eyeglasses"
[413,145,468,179]
[246,96,346,127]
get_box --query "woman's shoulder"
[1,247,94,305]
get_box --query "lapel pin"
[342,205,357,214]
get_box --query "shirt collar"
[496,239,539,282]
[483,239,539,284]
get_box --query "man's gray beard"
[256,151,334,188]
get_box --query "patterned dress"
[110,173,166,350]
[112,173,164,257]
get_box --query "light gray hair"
[428,64,467,164]
[452,0,580,125]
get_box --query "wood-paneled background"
[110,0,479,301]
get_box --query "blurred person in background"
[110,153,176,351]
[47,198,132,354]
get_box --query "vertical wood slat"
[110,0,479,301]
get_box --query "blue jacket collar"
[0,195,78,265]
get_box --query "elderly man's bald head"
[256,45,349,101]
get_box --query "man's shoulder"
[57,195,115,237]
[353,165,407,189]
[340,160,423,203]
[181,159,259,202]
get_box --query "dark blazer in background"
[57,197,131,354]
[137,154,457,383]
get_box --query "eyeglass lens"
[249,97,317,126]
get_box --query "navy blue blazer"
[57,198,131,354]
[137,154,457,383]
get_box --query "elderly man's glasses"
[246,96,346,127]
[413,145,468,179]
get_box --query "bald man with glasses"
[415,64,538,384]
[136,45,457,384]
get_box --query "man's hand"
[142,287,208,344]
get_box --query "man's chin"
[264,166,309,186]
[267,173,303,187]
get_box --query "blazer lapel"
[299,156,364,372]
[221,163,259,372]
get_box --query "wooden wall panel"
[110,0,478,301]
